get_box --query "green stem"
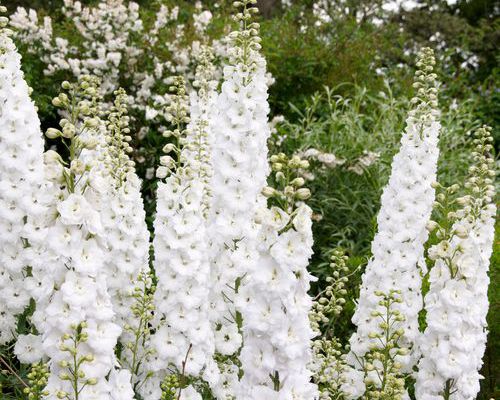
[0,355,28,388]
[176,344,192,400]
[72,335,80,400]
[443,379,454,400]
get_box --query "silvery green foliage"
[416,126,496,400]
[343,47,441,398]
[0,7,46,346]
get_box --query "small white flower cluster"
[344,47,441,398]
[347,151,380,175]
[416,125,496,400]
[313,0,426,26]
[239,153,318,399]
[0,5,46,345]
[10,0,228,126]
[296,148,380,178]
[298,148,346,170]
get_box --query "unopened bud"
[46,128,62,139]
[262,186,275,198]
[156,166,169,179]
[295,188,311,200]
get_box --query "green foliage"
[481,221,500,399]
[1,0,497,398]
[274,82,483,355]
[260,5,395,114]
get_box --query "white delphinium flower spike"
[27,78,122,400]
[207,1,272,397]
[238,153,318,399]
[343,47,441,398]
[148,52,218,399]
[0,5,46,346]
[416,125,496,400]
[92,88,150,394]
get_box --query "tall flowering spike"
[96,88,151,392]
[185,45,218,217]
[148,69,217,400]
[0,4,46,345]
[238,153,318,399]
[207,0,272,397]
[310,249,353,399]
[416,126,496,400]
[343,48,441,397]
[26,77,124,400]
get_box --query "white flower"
[346,48,441,395]
[57,193,102,234]
[0,23,46,345]
[14,334,44,364]
[416,126,496,399]
[215,324,242,355]
[109,369,135,400]
[293,204,313,234]
[179,385,202,400]
[151,58,216,388]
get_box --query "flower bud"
[291,177,305,187]
[454,225,468,239]
[156,166,169,179]
[61,124,76,139]
[52,97,63,107]
[70,160,86,175]
[162,143,176,153]
[426,220,438,232]
[275,171,285,182]
[159,155,174,168]
[295,188,311,200]
[46,128,62,139]
[262,186,276,198]
[84,118,99,128]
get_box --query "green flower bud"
[46,128,62,139]
[295,188,311,200]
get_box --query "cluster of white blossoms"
[9,0,228,126]
[0,4,46,345]
[25,77,135,400]
[343,47,441,398]
[205,1,275,397]
[2,0,498,399]
[94,88,151,388]
[296,148,380,178]
[238,153,318,399]
[146,68,217,399]
[416,125,496,400]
